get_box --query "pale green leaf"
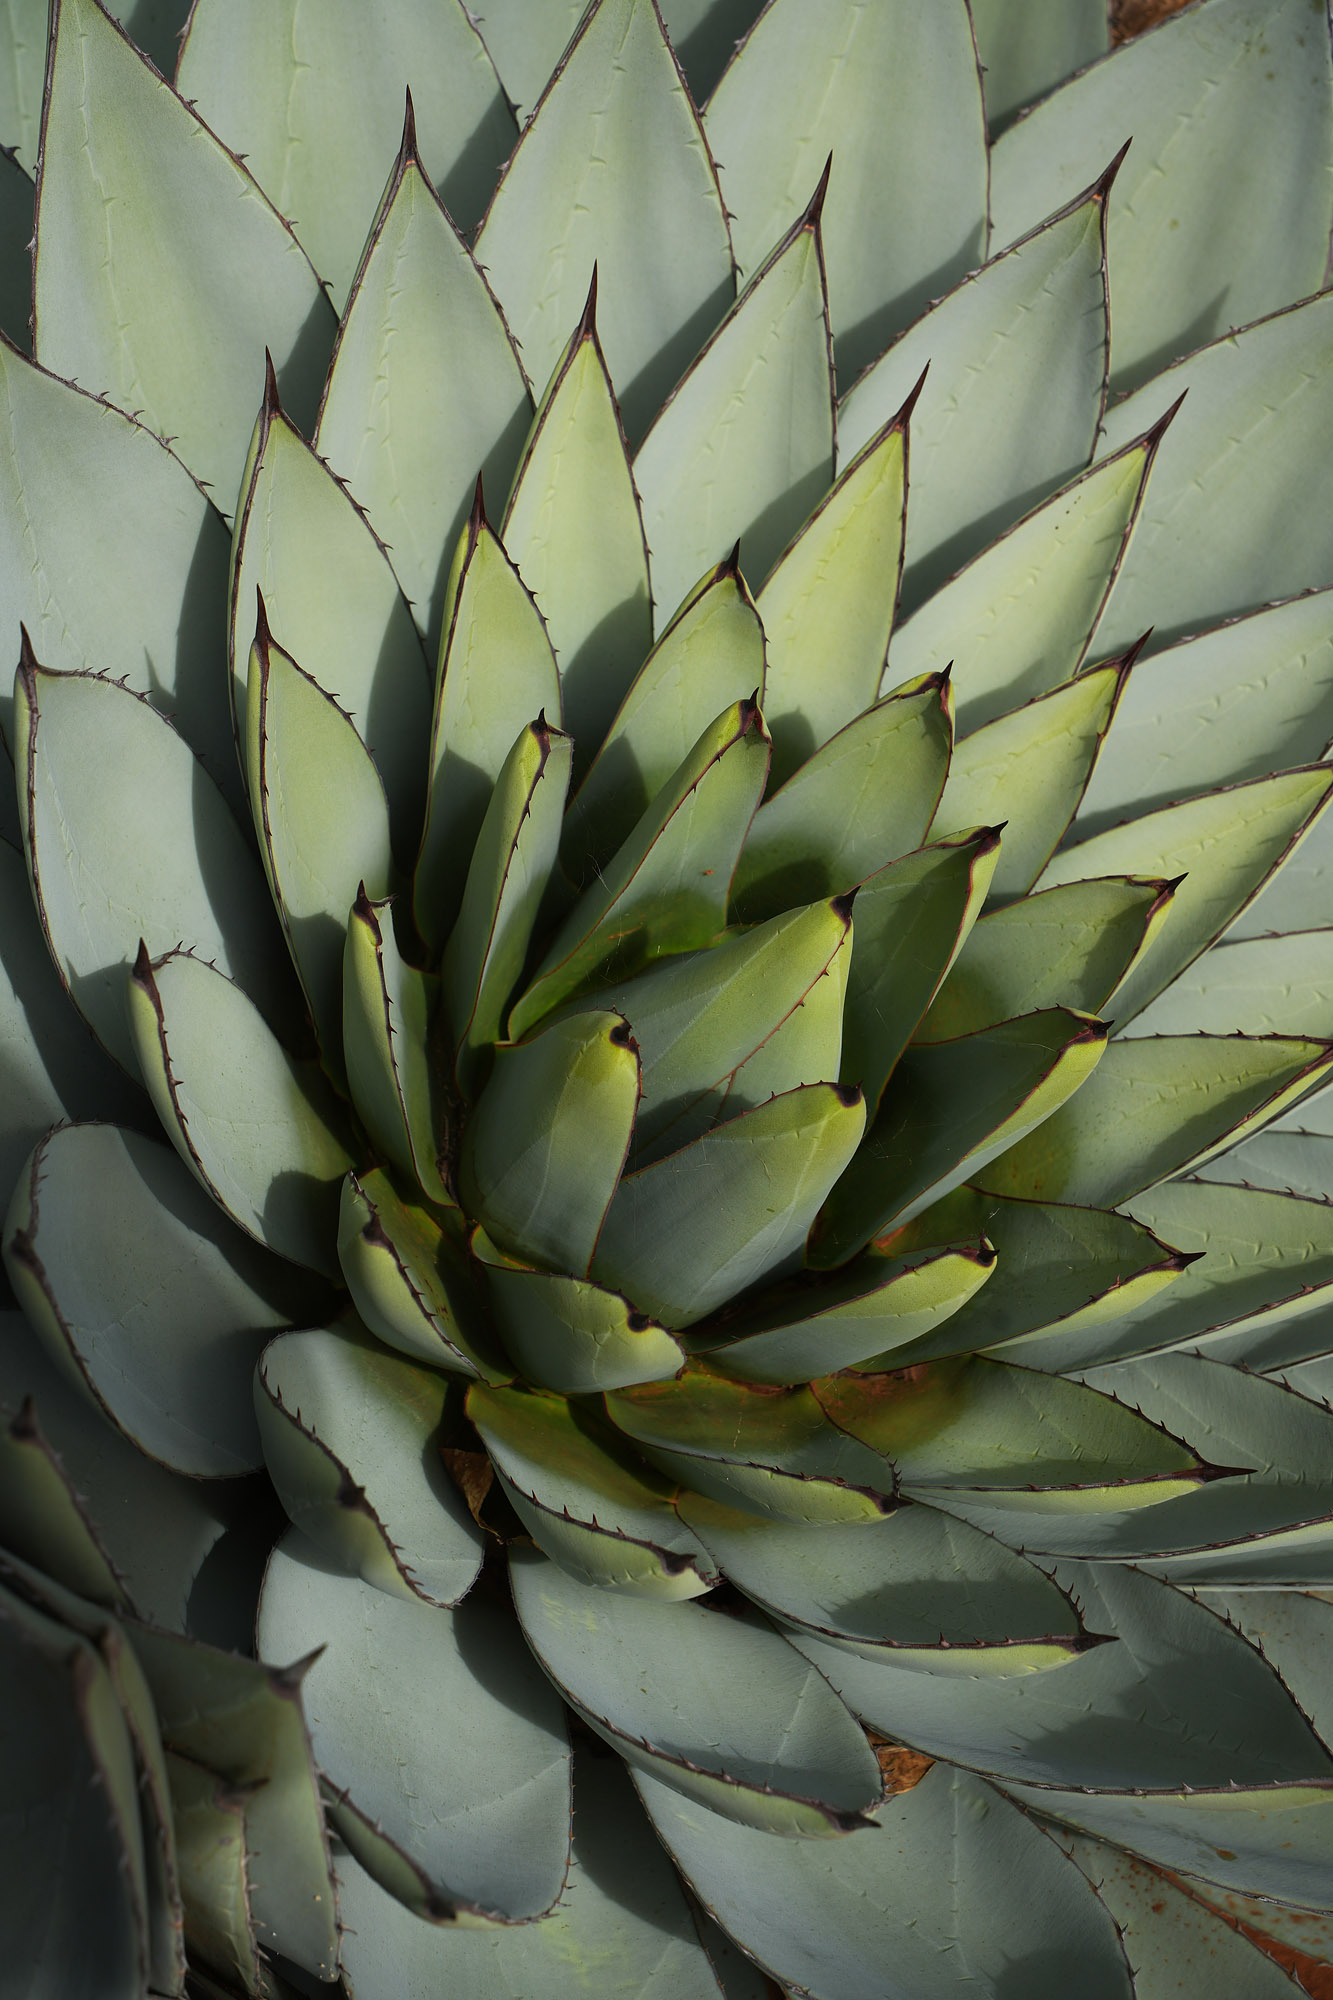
[0,835,144,1204]
[257,1527,571,1921]
[0,341,235,789]
[1130,930,1333,1038]
[990,0,1333,391]
[177,0,515,305]
[467,1379,717,1597]
[813,1009,1108,1262]
[633,198,833,626]
[162,1753,257,1996]
[1058,1830,1310,2000]
[756,412,907,784]
[229,377,430,847]
[1099,1178,1333,1376]
[1079,590,1333,838]
[510,1544,882,1834]
[677,1492,1079,1655]
[256,1320,484,1608]
[13,657,289,1075]
[566,553,766,875]
[128,1618,339,1981]
[704,0,987,384]
[594,1081,865,1326]
[606,1371,894,1523]
[838,182,1110,605]
[970,0,1108,130]
[977,1033,1333,1208]
[888,429,1156,734]
[999,1778,1333,1911]
[0,1309,231,1630]
[315,118,532,641]
[127,947,354,1277]
[0,1587,148,1998]
[442,718,573,1088]
[814,1355,1195,1493]
[467,1,586,120]
[4,1123,297,1476]
[337,1169,510,1381]
[636,1761,1130,2000]
[0,0,45,166]
[917,877,1171,1043]
[471,1234,686,1393]
[691,1239,996,1383]
[509,698,770,1036]
[592,894,852,1156]
[732,674,952,921]
[1039,767,1333,1023]
[459,1010,640,1273]
[794,1560,1329,1790]
[500,290,652,760]
[840,830,1001,1116]
[662,0,763,102]
[34,0,334,506]
[416,510,561,954]
[931,663,1124,899]
[876,1187,1187,1369]
[246,621,393,1071]
[342,893,447,1202]
[1095,291,1333,654]
[476,0,733,440]
[335,1756,729,2000]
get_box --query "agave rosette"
[5,1,1333,1995]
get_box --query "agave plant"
[6,0,1333,1995]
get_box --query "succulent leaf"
[176,0,516,306]
[315,112,533,642]
[257,1527,573,1922]
[704,0,988,385]
[34,0,333,503]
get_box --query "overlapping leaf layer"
[4,2,1333,1996]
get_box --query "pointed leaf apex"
[1095,139,1132,202]
[831,888,857,924]
[804,154,833,231]
[577,265,599,342]
[833,1081,863,1110]
[351,882,381,930]
[719,538,744,579]
[9,1395,39,1442]
[1146,393,1187,449]
[270,1645,326,1694]
[1120,628,1154,671]
[898,364,930,427]
[16,624,39,694]
[253,587,273,662]
[262,349,282,421]
[468,473,489,549]
[131,937,155,987]
[399,87,421,171]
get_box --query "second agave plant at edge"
[6,0,1333,1995]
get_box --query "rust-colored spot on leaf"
[1110,0,1196,41]
[440,1446,494,1527]
[867,1731,934,1795]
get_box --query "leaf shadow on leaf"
[619,275,737,448]
[187,1475,290,1654]
[155,503,238,807]
[452,1580,578,1736]
[270,298,339,471]
[836,235,987,397]
[1110,284,1232,400]
[741,465,834,605]
[262,1167,343,1272]
[561,599,655,782]
[901,471,1085,621]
